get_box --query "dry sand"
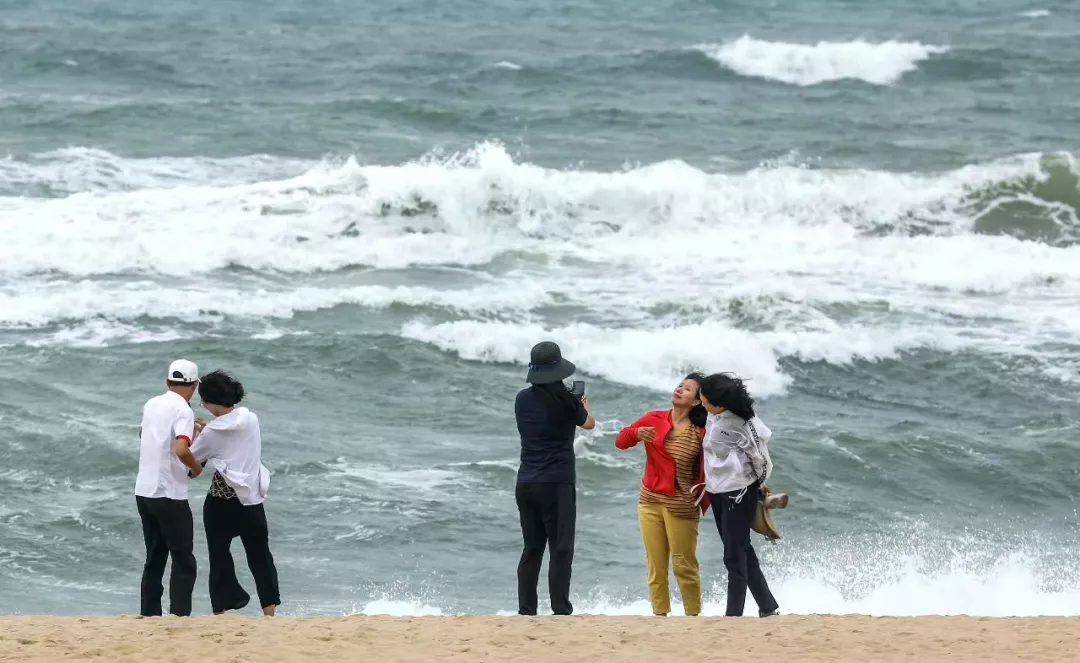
[1,615,1078,662]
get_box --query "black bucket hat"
[526,341,576,384]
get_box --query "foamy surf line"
[399,318,1080,396]
[0,281,551,327]
[354,557,1080,617]
[696,35,949,86]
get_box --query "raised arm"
[615,412,655,449]
[577,397,596,431]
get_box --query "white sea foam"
[0,280,551,327]
[0,143,1066,279]
[1020,9,1051,18]
[493,61,523,70]
[398,319,1016,396]
[696,35,950,86]
[327,459,466,492]
[355,599,445,616]
[332,553,1080,617]
[0,146,305,195]
[21,320,187,348]
[3,144,1079,389]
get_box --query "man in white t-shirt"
[134,359,205,617]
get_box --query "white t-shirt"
[190,407,270,506]
[134,390,195,500]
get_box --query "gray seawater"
[2,0,1080,616]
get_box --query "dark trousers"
[709,483,779,617]
[515,482,575,615]
[136,496,197,617]
[203,494,280,613]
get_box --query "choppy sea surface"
[2,0,1079,616]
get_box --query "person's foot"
[759,609,779,618]
[263,605,276,617]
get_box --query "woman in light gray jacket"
[699,372,779,618]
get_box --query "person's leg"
[148,498,198,617]
[238,503,280,615]
[744,500,779,616]
[637,503,671,616]
[719,486,756,617]
[745,544,778,615]
[203,494,249,614]
[662,506,701,617]
[515,483,546,616]
[543,483,576,616]
[137,497,169,617]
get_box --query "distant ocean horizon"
[2,0,1079,617]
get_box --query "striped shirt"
[639,423,703,520]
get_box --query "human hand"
[638,427,656,443]
[188,463,202,479]
[759,484,771,496]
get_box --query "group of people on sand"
[136,343,779,619]
[135,360,279,617]
[515,341,785,617]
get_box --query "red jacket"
[616,409,710,515]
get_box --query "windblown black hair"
[699,373,755,421]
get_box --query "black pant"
[515,482,575,615]
[136,496,197,617]
[709,483,779,617]
[203,494,280,613]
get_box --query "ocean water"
[2,0,1080,617]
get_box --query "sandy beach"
[1,615,1078,662]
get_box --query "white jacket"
[702,410,773,494]
[190,407,271,506]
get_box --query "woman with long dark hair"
[615,373,710,616]
[698,372,779,617]
[514,341,595,616]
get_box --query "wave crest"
[696,35,949,86]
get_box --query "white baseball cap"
[167,359,199,384]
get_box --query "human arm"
[727,426,767,483]
[172,407,201,477]
[175,438,202,478]
[576,396,596,431]
[701,417,767,478]
[615,412,656,449]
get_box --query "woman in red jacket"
[615,372,709,616]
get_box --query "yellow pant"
[638,502,701,616]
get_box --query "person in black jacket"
[514,341,595,615]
